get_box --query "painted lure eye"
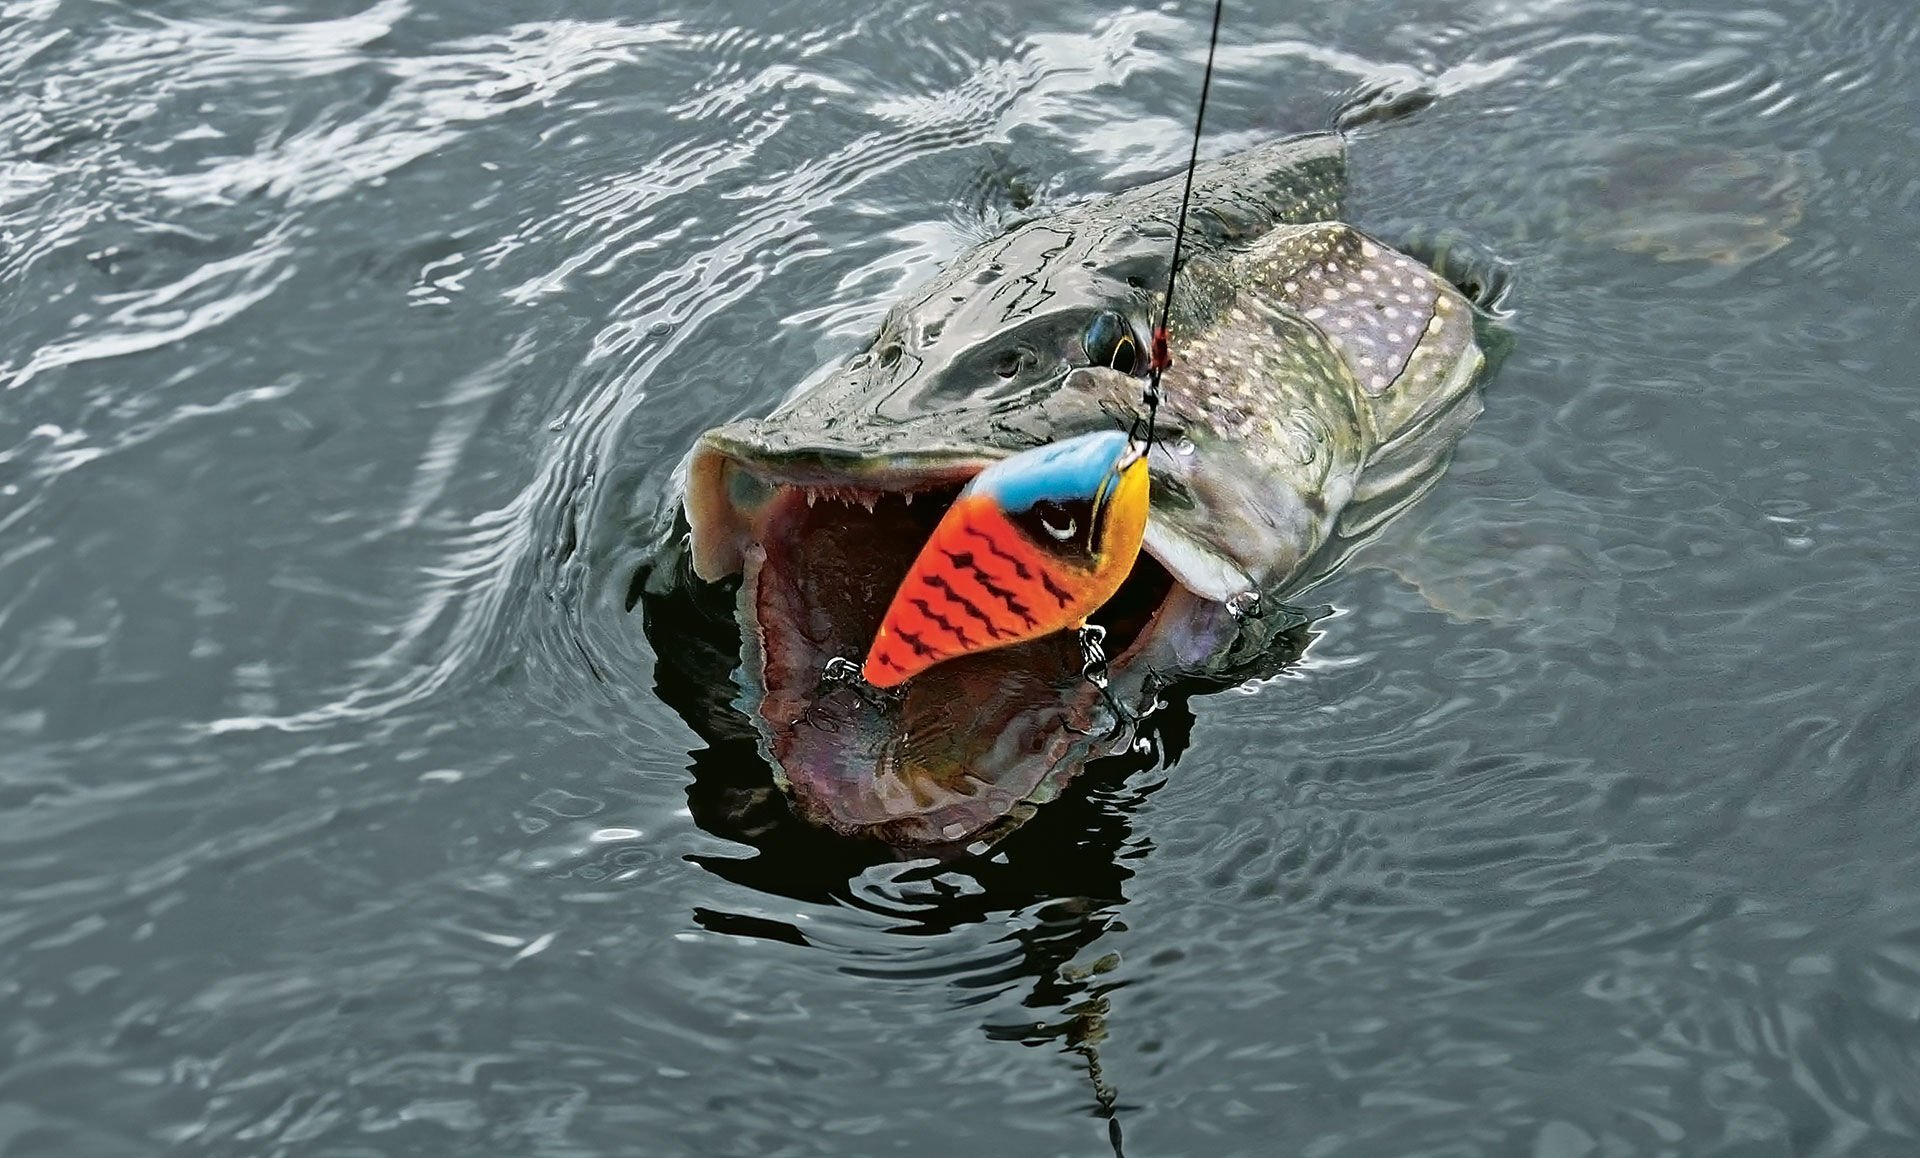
[1005,493,1098,565]
[1083,310,1139,374]
[1031,500,1080,543]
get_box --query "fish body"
[669,131,1492,847]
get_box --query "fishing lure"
[861,431,1149,688]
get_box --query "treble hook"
[811,655,901,716]
[1078,623,1110,688]
[1066,623,1135,741]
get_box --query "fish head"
[688,222,1168,541]
[685,191,1178,578]
[689,131,1354,584]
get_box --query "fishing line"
[1138,0,1226,454]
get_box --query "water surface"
[3,0,1918,1153]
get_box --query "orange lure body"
[862,431,1150,688]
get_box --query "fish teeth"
[792,483,909,510]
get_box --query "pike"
[662,126,1493,848]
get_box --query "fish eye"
[1083,310,1139,374]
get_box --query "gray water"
[4,0,1918,1153]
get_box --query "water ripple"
[3,0,1920,1152]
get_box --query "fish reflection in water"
[1577,139,1807,267]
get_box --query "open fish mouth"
[686,442,1187,847]
[657,131,1501,847]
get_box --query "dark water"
[4,0,1918,1152]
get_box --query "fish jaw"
[685,433,1215,848]
[686,425,991,582]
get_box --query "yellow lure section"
[862,431,1150,688]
